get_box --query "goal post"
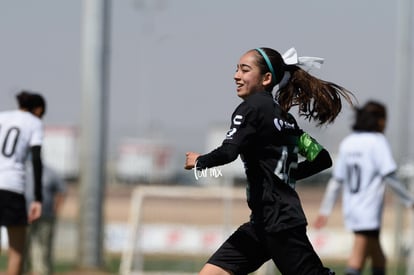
[119,183,248,275]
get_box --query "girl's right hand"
[185,152,200,170]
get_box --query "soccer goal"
[119,182,261,275]
[120,179,400,274]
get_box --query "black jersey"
[198,91,309,232]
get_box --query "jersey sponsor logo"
[273,118,295,131]
[233,115,243,125]
[226,115,243,139]
[226,128,237,139]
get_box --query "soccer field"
[0,254,407,275]
[1,183,410,274]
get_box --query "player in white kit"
[0,91,46,275]
[314,101,414,275]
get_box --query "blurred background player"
[24,163,66,275]
[0,91,46,275]
[314,100,414,275]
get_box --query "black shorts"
[207,222,333,275]
[0,190,28,226]
[354,229,380,238]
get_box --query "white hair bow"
[275,47,324,92]
[282,47,324,69]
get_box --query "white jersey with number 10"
[0,110,43,194]
[333,132,396,231]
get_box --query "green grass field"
[142,256,408,275]
[0,254,120,274]
[0,254,408,274]
[0,255,406,275]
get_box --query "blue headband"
[255,48,276,84]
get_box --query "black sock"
[345,267,361,275]
[372,267,385,275]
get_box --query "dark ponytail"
[253,47,356,126]
[277,66,355,125]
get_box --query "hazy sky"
[1,0,413,166]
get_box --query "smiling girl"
[185,47,355,275]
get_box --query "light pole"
[393,0,413,273]
[79,0,111,269]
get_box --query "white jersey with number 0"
[333,132,396,231]
[0,110,43,194]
